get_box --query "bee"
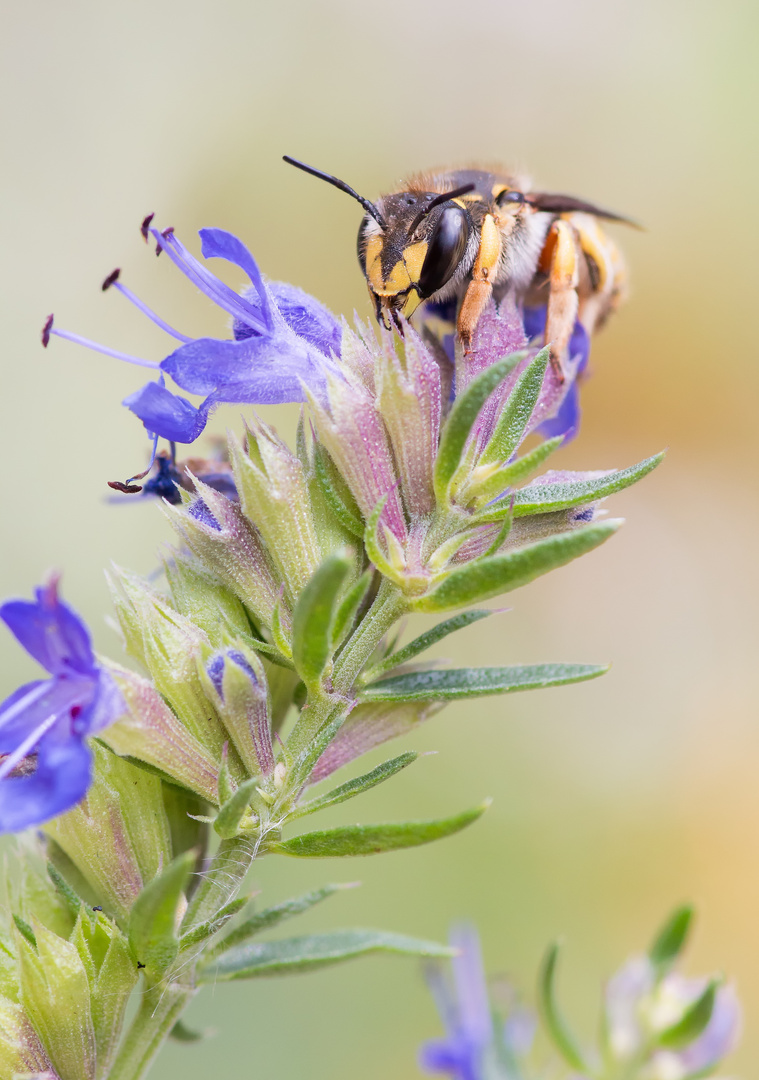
[284,157,636,380]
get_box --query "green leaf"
[365,609,496,680]
[479,349,550,466]
[291,752,418,819]
[416,521,621,611]
[434,351,526,502]
[360,663,607,702]
[363,493,403,583]
[538,941,591,1073]
[292,551,351,688]
[127,851,194,979]
[313,442,365,538]
[214,778,259,839]
[47,862,84,920]
[471,436,562,505]
[649,905,694,973]
[13,915,37,951]
[270,802,489,858]
[508,452,664,517]
[209,883,353,958]
[331,569,373,649]
[179,896,251,951]
[199,929,453,982]
[658,979,720,1050]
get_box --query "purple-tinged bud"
[375,324,441,517]
[308,370,407,542]
[338,317,376,394]
[308,699,446,785]
[230,422,321,597]
[162,548,251,648]
[0,998,56,1079]
[162,476,284,633]
[199,647,274,778]
[102,661,219,803]
[43,743,172,924]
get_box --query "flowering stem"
[181,835,258,932]
[332,578,406,692]
[109,982,195,1080]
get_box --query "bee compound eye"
[417,206,470,299]
[496,189,526,205]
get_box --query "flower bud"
[162,548,251,647]
[229,422,321,598]
[0,995,56,1078]
[199,646,274,778]
[43,743,172,924]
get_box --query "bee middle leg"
[541,219,580,383]
[457,214,503,350]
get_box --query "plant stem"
[109,982,195,1080]
[181,835,257,933]
[332,578,406,691]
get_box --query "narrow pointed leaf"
[128,851,194,978]
[269,801,489,858]
[360,663,607,703]
[292,552,351,687]
[471,436,562,505]
[538,941,591,1073]
[416,521,621,612]
[479,349,550,466]
[649,905,694,972]
[199,929,453,982]
[13,915,36,950]
[332,569,373,649]
[364,493,403,582]
[209,884,353,958]
[509,453,664,517]
[291,752,418,819]
[313,442,365,538]
[47,862,84,920]
[179,896,250,951]
[365,610,497,680]
[434,352,526,501]
[658,979,720,1050]
[214,778,259,839]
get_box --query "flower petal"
[199,227,273,327]
[0,726,93,833]
[235,280,342,359]
[124,380,214,443]
[0,580,95,677]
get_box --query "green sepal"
[360,663,607,702]
[434,352,525,503]
[170,1019,204,1042]
[658,978,720,1050]
[506,452,664,517]
[269,801,489,858]
[199,929,453,982]
[479,349,550,466]
[12,916,36,951]
[478,509,514,559]
[469,436,562,506]
[288,709,345,788]
[649,904,695,974]
[127,851,195,980]
[179,897,251,951]
[364,609,496,681]
[538,941,591,1073]
[290,752,418,819]
[313,441,365,538]
[415,520,621,611]
[331,569,373,649]
[214,778,259,840]
[270,596,292,660]
[364,493,404,583]
[216,746,236,807]
[208,883,353,959]
[292,551,351,689]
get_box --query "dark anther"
[137,961,146,969]
[92,905,103,912]
[406,183,476,238]
[101,268,121,291]
[156,226,175,257]
[107,480,143,494]
[283,155,388,229]
[41,314,54,348]
[140,212,155,241]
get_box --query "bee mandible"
[284,157,637,380]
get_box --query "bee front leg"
[457,214,502,350]
[542,219,580,383]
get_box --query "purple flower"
[0,579,124,832]
[44,226,342,445]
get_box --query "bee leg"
[570,214,628,336]
[457,214,502,349]
[542,219,580,383]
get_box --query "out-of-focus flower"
[43,226,342,444]
[421,925,534,1080]
[0,579,123,832]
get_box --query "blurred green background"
[2,0,758,1075]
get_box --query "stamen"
[107,432,160,493]
[101,268,121,291]
[127,431,159,484]
[0,687,59,781]
[151,228,268,335]
[41,314,54,347]
[48,326,160,369]
[103,271,192,343]
[141,212,155,241]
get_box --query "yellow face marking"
[491,183,509,200]
[366,239,429,297]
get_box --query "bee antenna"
[283,156,387,229]
[406,183,476,237]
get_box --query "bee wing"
[527,192,642,229]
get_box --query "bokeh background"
[2,1,758,1075]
